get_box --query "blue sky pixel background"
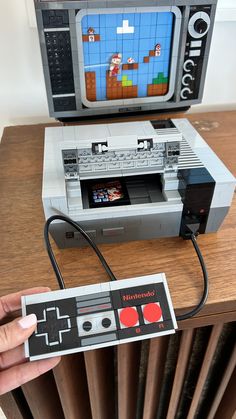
[81,11,173,100]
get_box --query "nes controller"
[22,273,177,361]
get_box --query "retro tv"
[34,0,217,119]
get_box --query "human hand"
[0,287,61,394]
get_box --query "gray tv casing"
[34,0,217,119]
[42,119,236,248]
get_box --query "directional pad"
[36,307,71,346]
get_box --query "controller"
[22,273,177,361]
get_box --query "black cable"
[176,233,209,321]
[44,215,117,289]
[44,216,208,321]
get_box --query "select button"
[83,321,92,332]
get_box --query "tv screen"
[76,7,181,109]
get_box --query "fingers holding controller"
[0,314,37,353]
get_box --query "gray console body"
[42,119,235,248]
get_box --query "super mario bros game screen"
[76,7,181,108]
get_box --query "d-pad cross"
[36,307,71,346]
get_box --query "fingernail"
[18,314,37,329]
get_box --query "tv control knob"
[183,59,194,72]
[188,12,210,39]
[182,73,194,86]
[180,87,193,100]
[194,18,208,35]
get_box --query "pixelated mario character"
[127,57,135,64]
[109,53,122,77]
[155,43,161,57]
[87,27,95,34]
[87,27,95,42]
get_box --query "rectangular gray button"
[102,227,124,237]
[81,333,117,346]
[74,230,96,241]
[77,297,111,308]
[76,291,110,302]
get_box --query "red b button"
[142,303,162,324]
[119,307,139,328]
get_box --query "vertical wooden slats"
[207,345,236,419]
[53,354,92,419]
[136,340,150,419]
[117,342,141,419]
[142,336,169,419]
[214,367,236,419]
[166,329,194,419]
[156,333,182,419]
[186,324,223,419]
[0,392,25,419]
[22,371,64,419]
[3,323,235,418]
[84,348,115,419]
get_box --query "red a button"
[142,303,162,323]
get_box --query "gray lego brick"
[81,334,117,346]
[35,1,218,11]
[76,291,110,302]
[205,207,231,233]
[77,297,111,308]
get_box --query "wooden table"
[0,111,235,419]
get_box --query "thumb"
[0,314,37,353]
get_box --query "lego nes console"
[43,119,235,248]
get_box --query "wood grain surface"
[0,111,235,330]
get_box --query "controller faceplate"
[22,273,177,361]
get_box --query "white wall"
[0,0,53,137]
[1,0,236,138]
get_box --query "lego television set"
[35,0,217,120]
